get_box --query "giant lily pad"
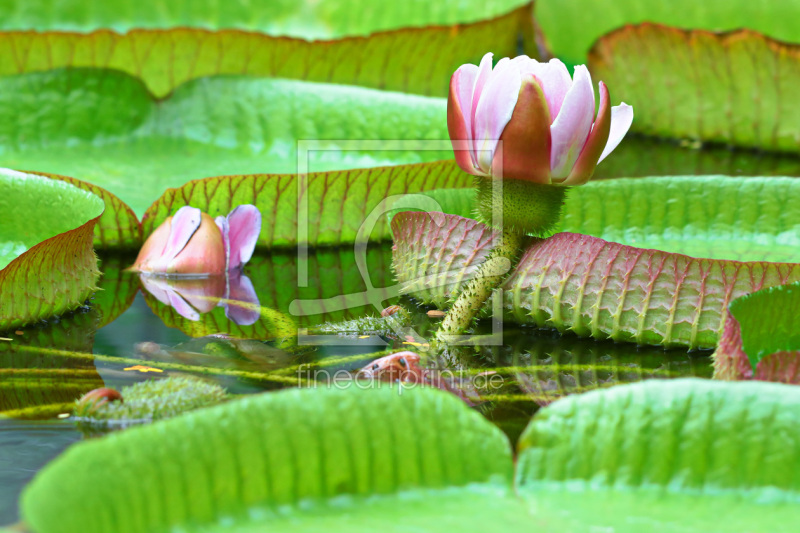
[517,379,800,532]
[590,25,800,152]
[0,68,460,217]
[714,281,800,382]
[0,169,103,330]
[20,380,800,532]
[0,1,533,97]
[535,0,800,66]
[21,386,531,533]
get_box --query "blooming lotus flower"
[447,53,634,185]
[140,272,261,325]
[132,205,261,276]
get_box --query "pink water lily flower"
[131,205,261,275]
[447,53,634,185]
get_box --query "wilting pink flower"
[140,272,261,325]
[447,53,634,185]
[131,205,261,275]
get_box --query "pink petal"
[491,74,552,183]
[225,205,261,270]
[598,103,634,163]
[549,65,596,180]
[470,52,495,138]
[472,57,522,174]
[138,276,172,306]
[168,213,226,275]
[224,273,261,326]
[165,291,201,321]
[162,206,202,263]
[562,81,612,186]
[514,57,572,121]
[215,215,231,271]
[448,65,480,174]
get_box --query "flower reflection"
[139,271,261,325]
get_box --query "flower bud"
[447,53,633,185]
[131,205,261,276]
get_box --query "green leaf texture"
[0,68,459,217]
[714,281,800,382]
[589,25,800,152]
[0,169,103,330]
[22,386,524,533]
[559,176,800,263]
[516,379,800,533]
[0,1,532,97]
[536,0,800,66]
[143,161,470,248]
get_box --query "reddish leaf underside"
[392,211,800,350]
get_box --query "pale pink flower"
[447,53,633,185]
[131,205,261,276]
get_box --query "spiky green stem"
[435,226,523,343]
[435,177,568,343]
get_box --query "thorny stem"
[435,225,523,344]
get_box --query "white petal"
[549,65,596,179]
[472,57,522,174]
[598,103,634,163]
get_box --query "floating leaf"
[559,176,800,262]
[0,1,533,97]
[392,211,800,349]
[0,68,463,217]
[714,281,800,382]
[590,25,800,152]
[391,176,800,263]
[0,169,103,330]
[29,172,141,250]
[535,0,800,66]
[22,386,529,533]
[517,379,800,532]
[143,160,470,247]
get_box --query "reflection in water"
[0,308,104,420]
[139,272,260,325]
[595,134,800,179]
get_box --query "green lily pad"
[0,68,463,218]
[590,25,800,152]
[0,2,532,97]
[713,281,800,381]
[517,379,800,533]
[536,0,800,66]
[22,386,525,533]
[0,169,103,330]
[389,176,800,263]
[31,172,142,250]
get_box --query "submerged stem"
[435,226,523,344]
